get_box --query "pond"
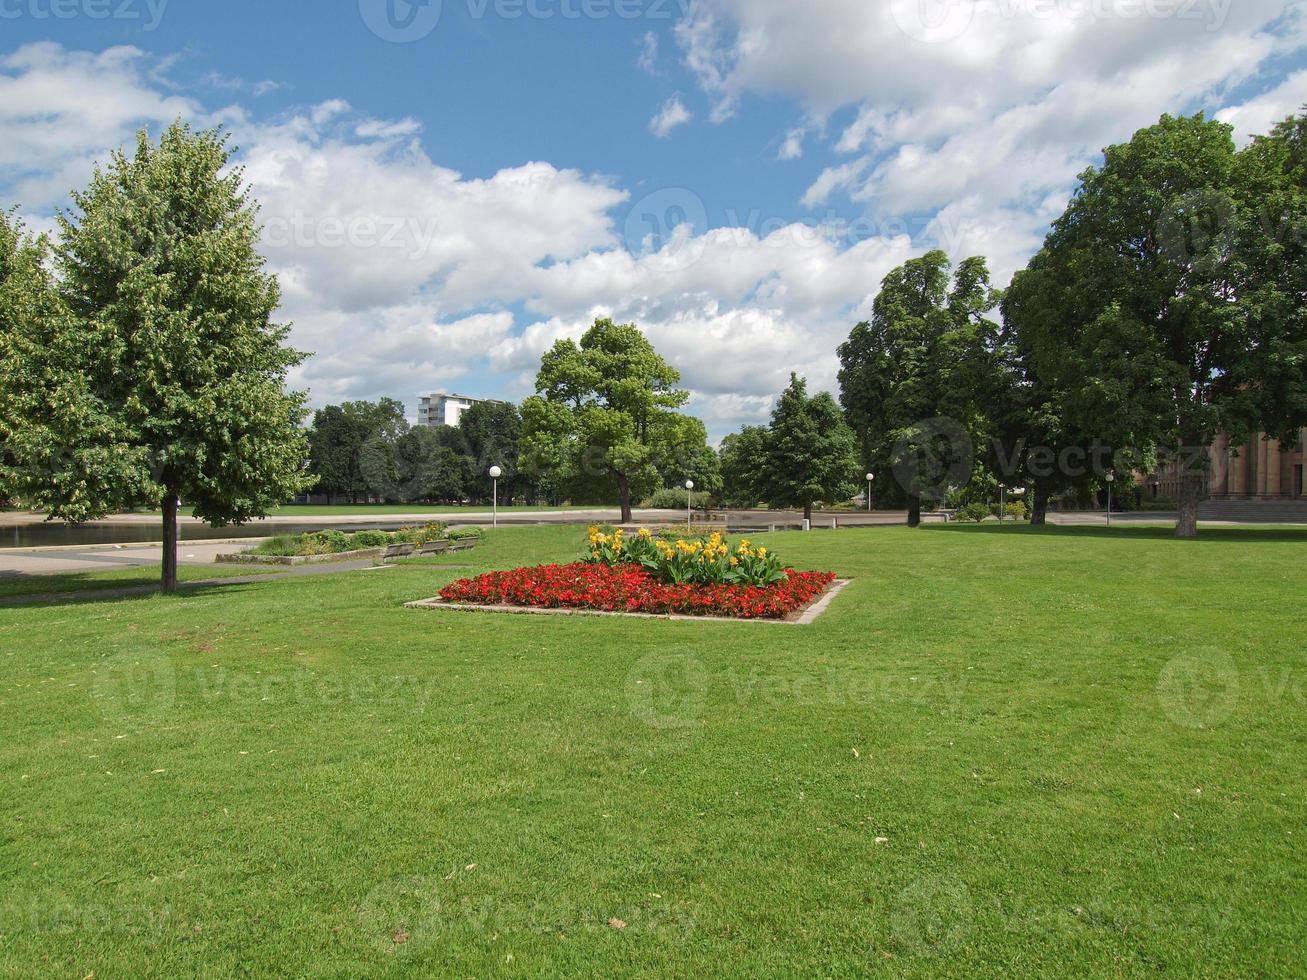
[0,520,416,550]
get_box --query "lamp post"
[998,484,1005,524]
[1105,471,1115,528]
[685,480,695,530]
[489,466,502,529]
[866,473,875,513]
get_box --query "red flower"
[438,563,836,620]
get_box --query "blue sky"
[2,0,1305,438]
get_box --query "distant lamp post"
[1105,471,1115,528]
[866,473,875,512]
[489,466,503,528]
[685,480,695,529]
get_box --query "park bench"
[447,539,477,552]
[418,540,449,556]
[381,542,416,561]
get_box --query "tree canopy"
[4,124,311,589]
[521,318,711,522]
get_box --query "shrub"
[1003,501,1028,521]
[957,503,991,523]
[448,527,483,541]
[393,522,447,545]
[352,530,390,548]
[643,487,714,510]
[586,527,788,588]
[656,524,723,541]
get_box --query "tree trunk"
[804,501,813,525]
[1030,483,1050,526]
[161,491,179,594]
[907,497,922,528]
[1176,475,1202,539]
[617,474,633,524]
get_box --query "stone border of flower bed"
[215,547,386,566]
[405,578,852,626]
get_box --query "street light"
[489,466,502,528]
[1105,471,1115,528]
[685,480,695,529]
[866,473,875,513]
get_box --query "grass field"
[0,563,285,601]
[1,524,1304,976]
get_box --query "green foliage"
[642,487,713,509]
[585,526,788,587]
[838,251,1003,524]
[521,318,713,521]
[460,400,530,503]
[718,425,768,508]
[308,398,407,502]
[956,502,991,523]
[351,530,391,548]
[1003,501,1028,521]
[754,375,860,521]
[447,526,483,541]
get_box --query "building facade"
[418,393,488,429]
[1151,429,1307,500]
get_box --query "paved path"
[0,539,266,577]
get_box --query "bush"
[352,530,390,548]
[1003,501,1028,521]
[393,522,447,545]
[448,527,483,541]
[957,503,991,523]
[643,487,714,510]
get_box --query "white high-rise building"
[418,393,488,429]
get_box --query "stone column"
[1229,439,1247,496]
[1267,439,1282,499]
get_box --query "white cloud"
[638,31,659,74]
[676,0,1307,286]
[649,95,693,138]
[778,127,805,160]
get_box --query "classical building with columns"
[1151,430,1307,500]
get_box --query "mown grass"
[0,562,282,600]
[1,524,1304,976]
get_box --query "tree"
[1009,112,1307,537]
[460,400,522,503]
[0,213,62,508]
[8,123,311,591]
[308,397,407,502]
[838,251,1002,525]
[718,426,768,508]
[756,374,859,523]
[521,318,709,522]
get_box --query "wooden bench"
[447,539,477,552]
[381,542,416,561]
[418,540,449,556]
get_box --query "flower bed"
[438,562,837,620]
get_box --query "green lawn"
[0,562,283,601]
[1,525,1304,976]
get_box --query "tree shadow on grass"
[0,577,276,609]
[921,523,1307,544]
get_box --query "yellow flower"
[638,528,652,538]
[757,547,768,558]
[729,557,739,567]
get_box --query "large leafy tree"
[311,397,407,502]
[9,123,311,591]
[718,425,769,508]
[756,374,860,523]
[459,400,522,503]
[1010,112,1307,537]
[521,318,708,523]
[838,251,1002,525]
